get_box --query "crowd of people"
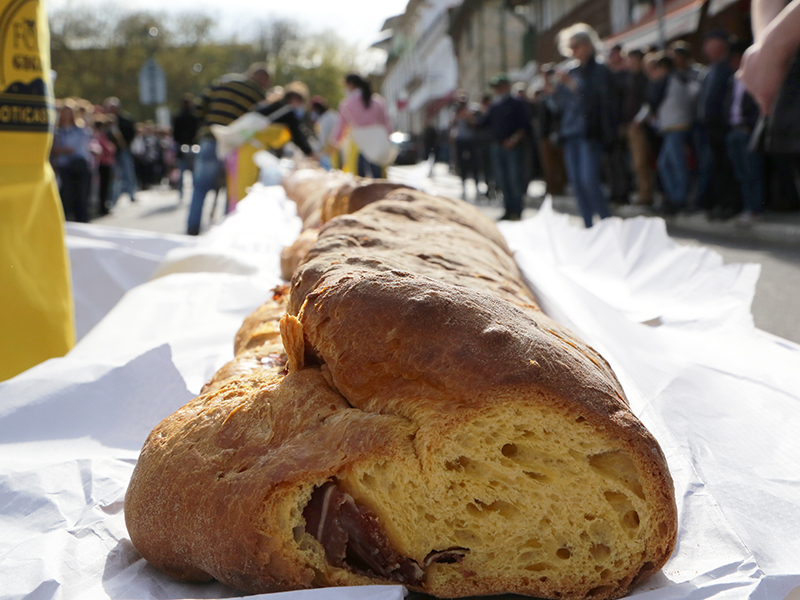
[447,23,800,227]
[50,20,798,232]
[49,96,186,223]
[51,64,396,235]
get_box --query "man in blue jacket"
[480,73,532,221]
[547,23,617,228]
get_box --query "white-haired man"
[547,23,618,228]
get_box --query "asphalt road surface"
[668,230,800,345]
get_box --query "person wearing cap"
[697,29,741,220]
[549,23,616,228]
[479,73,532,220]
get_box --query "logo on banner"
[0,0,54,132]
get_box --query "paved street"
[91,164,800,344]
[669,232,800,345]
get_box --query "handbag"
[349,124,399,166]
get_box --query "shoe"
[499,213,522,221]
[187,226,200,236]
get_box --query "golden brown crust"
[282,168,354,224]
[203,287,290,394]
[126,174,677,600]
[282,173,418,280]
[322,180,413,223]
[280,229,320,282]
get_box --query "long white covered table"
[1,184,798,600]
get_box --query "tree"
[48,5,359,121]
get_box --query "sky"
[48,0,410,48]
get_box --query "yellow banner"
[0,0,74,381]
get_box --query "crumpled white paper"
[1,188,798,600]
[499,201,800,600]
[66,223,193,341]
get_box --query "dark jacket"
[480,94,532,143]
[254,99,314,156]
[538,97,560,140]
[622,70,649,125]
[723,79,760,131]
[110,112,136,151]
[172,108,199,152]
[762,49,800,153]
[571,55,619,146]
[698,60,733,128]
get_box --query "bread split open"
[125,171,677,600]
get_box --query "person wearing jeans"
[51,102,93,223]
[331,74,393,178]
[548,24,616,227]
[186,138,221,236]
[479,73,531,220]
[657,130,690,210]
[111,147,137,205]
[562,137,610,227]
[726,128,764,219]
[188,63,272,235]
[172,95,199,201]
[642,54,693,212]
[357,153,382,178]
[490,142,525,218]
[104,97,138,206]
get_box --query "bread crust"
[125,178,677,599]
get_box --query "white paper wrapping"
[1,187,798,600]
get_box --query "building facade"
[378,0,461,136]
[530,0,754,61]
[448,0,533,102]
[446,0,755,99]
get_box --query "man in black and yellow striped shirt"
[187,63,270,235]
[194,69,269,138]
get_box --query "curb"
[663,211,800,246]
[545,196,800,247]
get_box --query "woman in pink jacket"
[332,74,394,177]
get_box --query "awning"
[604,0,706,50]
